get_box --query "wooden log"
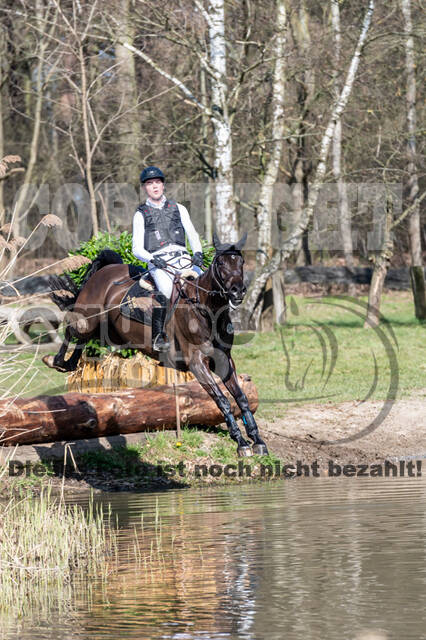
[0,374,258,446]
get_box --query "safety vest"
[137,199,186,253]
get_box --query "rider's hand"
[152,256,168,269]
[192,252,204,268]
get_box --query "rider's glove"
[192,252,204,268]
[152,255,168,269]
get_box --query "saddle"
[119,265,156,326]
[119,264,199,326]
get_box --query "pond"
[2,476,426,640]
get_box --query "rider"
[132,166,204,353]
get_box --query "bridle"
[172,250,243,316]
[210,254,229,298]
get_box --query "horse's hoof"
[42,355,55,369]
[42,355,66,373]
[237,446,252,458]
[253,444,269,456]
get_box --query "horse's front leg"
[219,354,268,456]
[189,350,252,457]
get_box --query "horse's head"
[212,231,248,309]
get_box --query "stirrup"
[152,332,170,352]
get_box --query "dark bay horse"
[43,232,268,457]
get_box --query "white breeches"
[149,250,201,299]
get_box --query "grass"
[74,425,289,486]
[78,426,216,477]
[210,438,237,464]
[232,291,425,420]
[0,350,66,399]
[79,444,143,475]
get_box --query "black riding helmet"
[140,166,165,183]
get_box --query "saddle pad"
[120,280,154,326]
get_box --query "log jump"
[0,374,258,446]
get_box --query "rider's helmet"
[140,166,165,183]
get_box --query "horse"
[43,231,268,457]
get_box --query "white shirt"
[132,196,202,263]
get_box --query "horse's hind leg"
[43,325,86,373]
[189,350,252,457]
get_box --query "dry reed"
[0,488,118,624]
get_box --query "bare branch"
[122,41,209,114]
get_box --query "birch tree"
[364,194,394,327]
[400,0,425,319]
[289,0,315,267]
[120,0,240,241]
[251,0,287,328]
[256,0,287,265]
[206,0,237,241]
[331,0,354,276]
[240,0,375,329]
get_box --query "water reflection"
[2,478,426,640]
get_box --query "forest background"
[0,0,424,330]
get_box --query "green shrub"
[66,230,146,288]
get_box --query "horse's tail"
[48,248,123,311]
[79,249,123,288]
[48,274,80,311]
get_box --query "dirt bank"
[262,390,426,466]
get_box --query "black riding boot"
[152,294,170,352]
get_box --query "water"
[3,477,426,640]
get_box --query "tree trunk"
[364,200,393,327]
[0,375,258,446]
[293,0,315,268]
[364,257,388,328]
[257,0,287,265]
[272,269,286,324]
[12,50,45,237]
[201,67,213,243]
[11,0,59,242]
[115,0,141,184]
[208,0,238,242]
[79,44,99,236]
[331,0,355,286]
[400,0,425,319]
[410,267,426,318]
[252,0,287,329]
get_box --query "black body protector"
[137,199,186,253]
[136,199,186,353]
